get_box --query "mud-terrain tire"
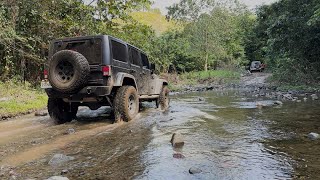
[48,98,78,124]
[114,86,139,122]
[48,50,90,93]
[159,86,170,110]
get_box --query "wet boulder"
[274,101,283,105]
[65,128,76,135]
[311,94,319,100]
[171,133,184,148]
[189,167,202,174]
[173,153,185,159]
[283,94,293,101]
[46,176,69,180]
[61,169,69,175]
[35,111,48,116]
[48,154,75,166]
[308,133,319,140]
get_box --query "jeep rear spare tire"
[114,86,139,122]
[48,50,90,93]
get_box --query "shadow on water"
[138,90,320,180]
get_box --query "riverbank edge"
[0,81,48,121]
[169,73,320,104]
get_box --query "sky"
[152,0,278,14]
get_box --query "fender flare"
[114,72,138,90]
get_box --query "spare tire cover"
[48,50,90,93]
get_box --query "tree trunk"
[204,52,208,71]
[204,25,208,71]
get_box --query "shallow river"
[138,90,320,180]
[1,90,319,179]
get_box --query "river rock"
[65,128,76,135]
[48,154,75,166]
[308,133,319,140]
[303,97,308,102]
[173,153,185,159]
[171,133,184,148]
[35,111,48,116]
[46,176,69,180]
[189,167,202,174]
[274,101,283,105]
[283,94,293,101]
[311,94,319,100]
[61,169,69,175]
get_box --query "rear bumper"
[45,86,112,100]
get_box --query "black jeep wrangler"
[41,35,169,124]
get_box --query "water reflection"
[137,90,320,179]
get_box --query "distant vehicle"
[41,35,169,124]
[249,61,265,73]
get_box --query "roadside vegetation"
[166,70,241,91]
[245,0,320,88]
[0,81,47,117]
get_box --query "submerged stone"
[308,133,319,140]
[189,167,202,174]
[48,154,75,166]
[171,133,184,148]
[46,176,69,180]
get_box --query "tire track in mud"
[1,123,120,166]
[0,108,120,166]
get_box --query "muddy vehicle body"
[41,35,169,124]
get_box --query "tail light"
[102,66,111,76]
[44,69,48,79]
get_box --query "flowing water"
[1,90,319,179]
[138,90,320,180]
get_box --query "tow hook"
[87,87,92,95]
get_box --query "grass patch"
[277,84,320,92]
[181,70,241,81]
[0,81,47,116]
[268,74,320,92]
[167,70,241,91]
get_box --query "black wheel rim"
[55,60,74,83]
[128,94,137,115]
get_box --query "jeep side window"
[141,53,149,69]
[111,40,127,62]
[129,47,141,66]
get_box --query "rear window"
[111,40,127,62]
[53,39,102,64]
[129,47,141,66]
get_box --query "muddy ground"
[1,73,320,180]
[0,106,160,179]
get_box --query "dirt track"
[0,106,158,179]
[240,72,272,87]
